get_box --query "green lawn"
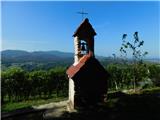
[61,87,160,120]
[2,96,67,112]
[2,87,160,114]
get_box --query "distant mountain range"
[1,50,109,71]
[1,50,159,64]
[1,50,74,63]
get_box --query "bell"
[81,42,86,51]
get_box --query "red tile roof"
[66,52,93,78]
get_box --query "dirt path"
[33,100,69,119]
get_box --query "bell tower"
[67,18,109,111]
[73,18,96,64]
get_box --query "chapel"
[66,18,109,110]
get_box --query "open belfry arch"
[73,18,96,63]
[66,18,109,110]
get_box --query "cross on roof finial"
[77,10,88,21]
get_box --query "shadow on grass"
[2,91,160,120]
[2,107,46,120]
[49,92,160,120]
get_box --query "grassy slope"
[2,96,67,112]
[2,87,160,114]
[61,87,160,120]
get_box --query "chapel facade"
[66,18,109,110]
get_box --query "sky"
[1,1,160,58]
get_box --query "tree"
[107,64,122,90]
[148,64,160,86]
[2,67,27,101]
[1,66,68,102]
[120,32,149,91]
[49,67,68,97]
[1,71,7,103]
[29,70,47,98]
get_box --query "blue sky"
[2,1,159,58]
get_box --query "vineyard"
[2,62,160,104]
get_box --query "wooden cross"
[77,10,88,21]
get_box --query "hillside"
[1,50,73,63]
[1,50,159,71]
[1,50,75,71]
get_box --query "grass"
[2,87,160,119]
[60,87,160,120]
[141,87,160,94]
[2,96,67,112]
